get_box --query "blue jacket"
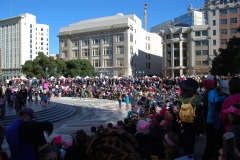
[6,118,38,160]
[206,90,226,124]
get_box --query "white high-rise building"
[0,13,49,78]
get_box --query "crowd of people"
[0,74,239,160]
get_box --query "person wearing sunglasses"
[6,107,53,160]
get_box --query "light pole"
[143,71,145,77]
[46,67,48,80]
[135,71,137,77]
[54,67,57,78]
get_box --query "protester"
[6,107,53,160]
[38,143,57,160]
[178,78,202,157]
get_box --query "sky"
[0,0,204,54]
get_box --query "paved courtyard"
[2,97,205,159]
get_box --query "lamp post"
[46,67,48,80]
[135,71,137,77]
[143,71,145,77]
[54,67,57,78]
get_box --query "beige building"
[205,0,240,54]
[58,13,162,77]
[159,25,212,77]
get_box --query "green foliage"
[21,52,95,78]
[211,36,240,76]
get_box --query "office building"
[205,0,240,54]
[150,20,174,33]
[159,25,213,77]
[58,13,162,77]
[0,13,49,78]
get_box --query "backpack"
[179,95,196,123]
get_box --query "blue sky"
[0,0,204,54]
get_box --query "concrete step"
[2,104,77,129]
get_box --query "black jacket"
[64,145,87,160]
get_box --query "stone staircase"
[2,103,77,129]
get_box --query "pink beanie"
[53,135,62,145]
[62,138,73,149]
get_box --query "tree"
[211,36,240,75]
[21,52,95,78]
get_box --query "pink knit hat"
[137,120,149,134]
[53,135,62,145]
[62,138,73,149]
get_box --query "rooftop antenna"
[144,3,148,31]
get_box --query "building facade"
[150,20,174,33]
[58,13,162,77]
[159,25,212,77]
[205,0,240,54]
[174,10,205,26]
[0,13,49,78]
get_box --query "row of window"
[195,40,208,46]
[212,8,238,16]
[92,59,113,67]
[30,24,48,32]
[195,50,208,56]
[212,18,238,25]
[212,0,238,5]
[62,34,124,47]
[212,28,238,35]
[195,31,208,36]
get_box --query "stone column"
[89,38,93,66]
[179,41,183,76]
[67,39,72,60]
[59,41,62,58]
[100,38,104,67]
[171,42,174,67]
[112,35,117,67]
[78,39,82,59]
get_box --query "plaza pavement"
[2,97,205,160]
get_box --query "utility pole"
[144,3,148,31]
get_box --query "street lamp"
[54,67,57,78]
[46,67,48,79]
[135,71,137,77]
[143,71,145,77]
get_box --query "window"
[230,8,237,14]
[212,10,216,16]
[196,50,201,56]
[230,0,238,3]
[104,47,112,55]
[202,31,208,36]
[148,43,150,50]
[202,50,208,55]
[47,38,48,41]
[221,39,227,44]
[148,62,150,69]
[148,53,150,59]
[30,49,32,53]
[104,59,112,67]
[30,39,32,43]
[221,29,227,34]
[30,24,32,28]
[104,35,112,43]
[30,44,32,48]
[203,61,209,65]
[82,39,89,45]
[202,40,208,46]
[72,41,78,47]
[72,50,78,58]
[221,19,227,24]
[117,58,124,67]
[30,34,32,38]
[230,18,237,24]
[93,60,100,67]
[92,48,99,56]
[130,46,133,54]
[230,28,238,34]
[62,42,67,47]
[116,34,124,42]
[220,9,227,14]
[130,34,133,42]
[117,46,124,54]
[220,0,227,4]
[212,1,216,5]
[93,38,100,44]
[41,28,43,31]
[213,50,217,56]
[30,29,32,33]
[62,51,67,58]
[82,49,89,57]
[213,30,216,35]
[195,41,201,46]
[213,20,216,26]
[41,42,43,45]
[41,37,43,41]
[195,31,201,36]
[213,40,216,45]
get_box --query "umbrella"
[152,75,157,78]
[113,76,117,79]
[105,76,109,79]
[60,76,65,79]
[32,77,36,79]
